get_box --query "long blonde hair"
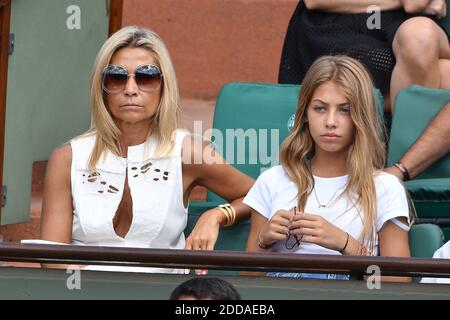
[280,55,386,250]
[80,26,180,170]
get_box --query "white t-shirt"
[243,165,410,256]
[421,241,450,284]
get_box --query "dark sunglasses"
[285,207,303,250]
[102,64,162,93]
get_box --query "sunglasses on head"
[102,64,162,93]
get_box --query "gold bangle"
[219,204,232,226]
[218,206,231,226]
[228,204,236,226]
[219,204,235,227]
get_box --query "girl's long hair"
[280,55,387,251]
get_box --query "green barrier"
[1,267,450,299]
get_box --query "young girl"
[244,55,412,281]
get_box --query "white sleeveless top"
[69,129,189,274]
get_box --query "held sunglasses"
[285,207,303,250]
[102,64,163,93]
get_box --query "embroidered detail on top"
[82,171,120,194]
[141,162,152,173]
[130,162,170,182]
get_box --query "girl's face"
[105,47,162,127]
[306,80,355,155]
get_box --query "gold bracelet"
[219,204,233,226]
[217,206,231,226]
[219,204,236,227]
[228,204,236,226]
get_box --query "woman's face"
[105,47,162,127]
[306,80,355,155]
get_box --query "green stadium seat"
[206,82,300,199]
[409,224,444,259]
[388,85,450,179]
[387,85,450,240]
[409,223,444,283]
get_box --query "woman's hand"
[289,212,348,252]
[258,209,294,247]
[185,208,224,251]
[401,0,446,18]
[185,208,224,275]
[401,0,433,13]
[422,0,447,19]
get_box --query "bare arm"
[378,219,411,282]
[194,150,254,225]
[242,209,274,276]
[182,137,254,251]
[386,101,450,180]
[185,139,254,223]
[39,144,74,269]
[303,0,404,13]
[40,144,74,243]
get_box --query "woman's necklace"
[313,183,346,209]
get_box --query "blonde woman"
[40,26,253,273]
[244,56,412,281]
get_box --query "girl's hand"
[289,212,348,252]
[258,209,294,247]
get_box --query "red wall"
[122,0,298,99]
